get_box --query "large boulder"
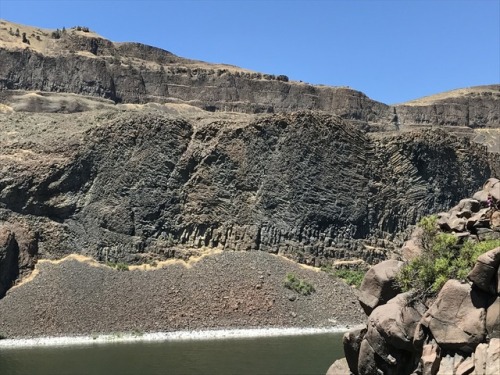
[455,356,474,375]
[401,227,424,261]
[368,292,426,352]
[450,199,482,217]
[486,296,500,339]
[364,320,414,375]
[468,247,500,294]
[421,280,487,353]
[436,353,465,375]
[491,211,500,229]
[343,327,366,374]
[358,260,404,316]
[357,339,379,375]
[466,208,491,230]
[472,178,500,203]
[326,357,352,375]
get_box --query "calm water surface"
[0,332,344,375]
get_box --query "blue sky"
[0,0,498,104]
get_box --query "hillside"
[1,19,498,131]
[0,20,499,321]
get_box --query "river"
[0,331,344,375]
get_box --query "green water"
[0,333,344,375]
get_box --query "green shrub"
[284,273,315,296]
[322,266,364,288]
[397,215,500,296]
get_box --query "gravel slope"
[0,250,364,339]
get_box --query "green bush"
[284,273,315,296]
[322,266,364,288]
[397,215,500,296]
[333,269,365,288]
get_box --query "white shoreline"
[0,326,357,349]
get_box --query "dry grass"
[399,85,499,106]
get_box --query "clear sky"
[0,0,498,104]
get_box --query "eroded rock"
[326,357,352,375]
[468,247,500,294]
[343,327,366,374]
[422,280,487,353]
[358,260,403,316]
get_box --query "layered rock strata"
[1,20,499,130]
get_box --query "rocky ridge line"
[1,20,499,131]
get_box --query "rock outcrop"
[328,184,500,375]
[1,20,499,131]
[0,109,495,289]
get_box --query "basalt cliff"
[0,20,499,304]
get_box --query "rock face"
[0,110,494,281]
[0,20,499,299]
[0,228,18,298]
[0,21,394,129]
[0,20,499,130]
[329,186,500,375]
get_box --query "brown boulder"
[491,211,500,228]
[450,199,482,219]
[369,292,426,352]
[422,280,487,353]
[326,357,351,375]
[359,260,403,316]
[468,247,500,294]
[486,296,500,339]
[485,178,500,201]
[401,238,423,261]
[436,353,465,375]
[466,208,491,230]
[364,316,417,375]
[455,356,474,375]
[343,327,366,374]
[473,338,500,375]
[437,212,453,232]
[420,343,441,375]
[473,178,500,203]
[357,339,379,375]
[449,217,468,232]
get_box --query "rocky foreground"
[0,249,364,339]
[327,179,500,375]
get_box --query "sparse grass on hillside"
[284,273,315,296]
[106,262,129,271]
